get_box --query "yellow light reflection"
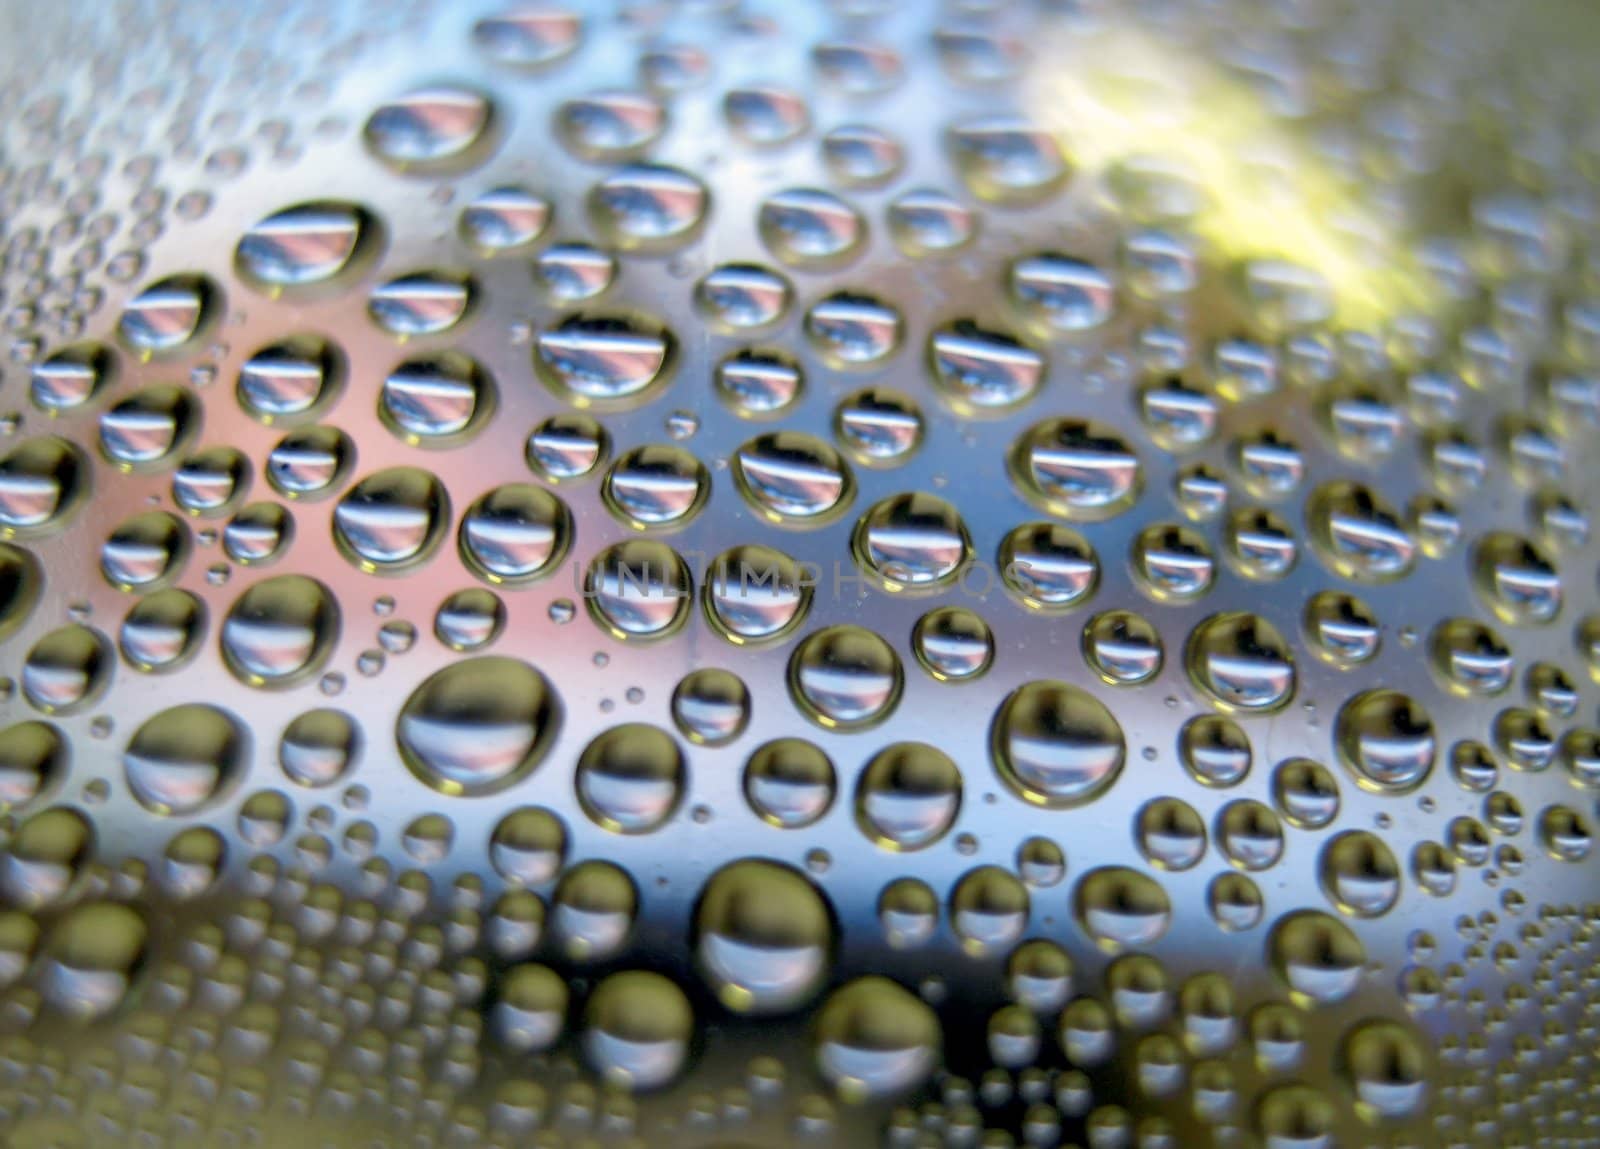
[1026,24,1430,328]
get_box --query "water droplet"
[526,413,608,481]
[1132,524,1215,602]
[31,344,109,412]
[99,384,196,470]
[789,625,901,730]
[950,866,1029,954]
[1136,797,1207,871]
[0,721,64,813]
[583,970,692,1090]
[1306,481,1415,581]
[1224,507,1298,579]
[334,467,450,572]
[22,625,109,714]
[724,86,809,146]
[1009,254,1113,333]
[1272,758,1341,829]
[758,188,865,267]
[1341,1020,1430,1120]
[1179,715,1252,787]
[1075,867,1171,951]
[118,275,213,356]
[887,188,975,256]
[1083,610,1164,685]
[585,539,692,640]
[947,117,1068,204]
[495,962,567,1053]
[703,544,811,645]
[460,185,550,251]
[380,353,492,443]
[279,709,358,788]
[531,244,615,304]
[221,574,339,687]
[588,165,708,251]
[2,806,92,908]
[813,39,903,94]
[716,349,803,416]
[1429,617,1512,695]
[911,606,993,682]
[236,201,370,290]
[1269,911,1365,1005]
[829,392,923,475]
[695,859,832,1013]
[744,738,835,829]
[41,902,147,1019]
[999,522,1099,610]
[365,85,493,170]
[804,292,901,367]
[1186,612,1296,712]
[536,315,673,404]
[1472,531,1562,624]
[172,446,248,516]
[603,445,709,529]
[123,704,244,815]
[472,7,582,68]
[1208,872,1264,932]
[1336,690,1435,793]
[369,272,473,337]
[557,90,666,161]
[237,338,339,423]
[853,493,971,590]
[1538,804,1592,861]
[992,681,1125,807]
[490,806,567,885]
[459,483,571,584]
[1216,799,1285,872]
[814,977,940,1100]
[1011,419,1139,521]
[855,742,962,851]
[575,723,685,834]
[822,124,903,187]
[930,321,1043,412]
[1304,591,1381,665]
[638,42,709,93]
[397,657,561,796]
[671,669,750,746]
[734,432,853,524]
[223,502,293,565]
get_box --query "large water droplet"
[236,201,370,290]
[583,970,692,1091]
[855,742,962,851]
[335,467,450,572]
[221,574,339,687]
[575,723,685,834]
[744,738,836,829]
[695,860,832,1013]
[1337,689,1435,793]
[585,540,692,640]
[536,315,673,404]
[124,704,245,815]
[992,681,1125,807]
[814,977,940,1100]
[365,85,493,170]
[1185,612,1296,712]
[789,625,902,730]
[588,165,708,251]
[459,484,571,584]
[397,657,561,796]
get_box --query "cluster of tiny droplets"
[0,0,1597,1146]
